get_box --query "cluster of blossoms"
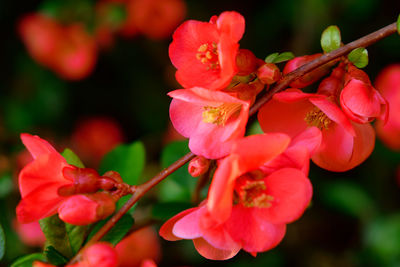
[14,9,396,266]
[160,11,388,259]
[19,0,186,80]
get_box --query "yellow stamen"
[304,107,331,130]
[195,42,220,70]
[202,103,242,126]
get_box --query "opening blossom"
[169,11,245,90]
[16,134,117,225]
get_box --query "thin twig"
[69,21,397,264]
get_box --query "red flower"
[161,134,313,259]
[14,220,45,247]
[168,87,250,159]
[18,14,63,67]
[126,0,186,40]
[19,14,97,80]
[16,134,117,225]
[169,11,245,90]
[258,89,375,172]
[71,117,124,167]
[375,64,400,150]
[16,134,72,223]
[340,66,387,124]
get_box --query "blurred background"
[1,0,400,266]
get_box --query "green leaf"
[39,215,73,259]
[246,121,264,136]
[265,52,294,63]
[0,223,4,260]
[44,246,69,265]
[321,180,375,218]
[159,140,196,202]
[61,148,85,168]
[397,14,400,35]
[320,25,341,53]
[87,214,134,246]
[152,202,193,221]
[10,253,46,267]
[347,47,369,68]
[65,223,90,254]
[100,141,145,185]
[364,214,400,263]
[0,174,13,198]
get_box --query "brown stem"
[69,21,397,264]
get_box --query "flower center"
[196,42,220,70]
[202,103,242,126]
[304,107,331,130]
[234,174,274,208]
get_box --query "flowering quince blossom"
[258,88,375,172]
[340,65,388,124]
[33,242,118,267]
[169,87,250,159]
[160,133,315,259]
[169,11,245,90]
[16,134,117,225]
[374,64,400,150]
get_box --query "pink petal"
[159,207,199,241]
[259,168,312,224]
[173,207,203,239]
[193,238,240,260]
[226,205,286,253]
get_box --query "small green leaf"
[397,14,400,35]
[87,214,134,246]
[320,25,341,53]
[348,47,369,68]
[39,215,73,259]
[65,223,90,254]
[159,140,196,202]
[100,141,145,185]
[44,246,69,265]
[265,52,294,63]
[0,223,4,260]
[10,253,46,267]
[264,52,279,63]
[61,148,85,168]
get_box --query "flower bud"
[81,242,118,267]
[188,156,211,177]
[340,78,387,124]
[61,167,101,195]
[283,53,332,88]
[236,49,257,76]
[257,63,281,85]
[58,192,116,225]
[33,262,56,267]
[317,76,342,97]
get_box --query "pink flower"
[161,133,314,259]
[258,89,375,172]
[169,87,250,159]
[169,11,245,90]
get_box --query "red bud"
[188,156,211,177]
[257,63,281,85]
[236,49,257,76]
